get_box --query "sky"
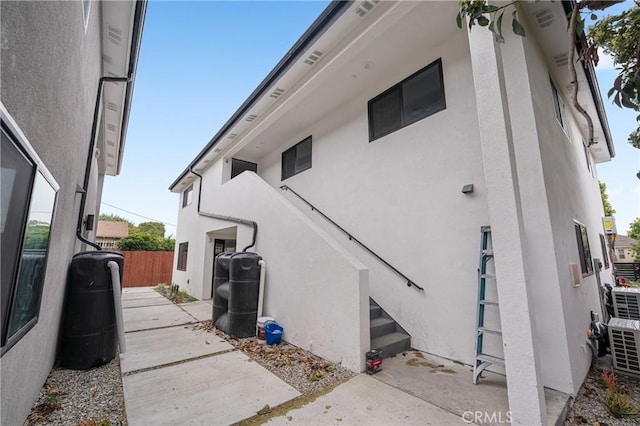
[101,0,639,237]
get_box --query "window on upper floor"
[600,234,610,269]
[368,59,446,142]
[282,136,312,180]
[550,78,566,130]
[182,185,193,208]
[574,221,593,276]
[1,115,58,353]
[231,158,258,179]
[177,242,189,271]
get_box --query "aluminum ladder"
[473,226,505,384]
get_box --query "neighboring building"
[96,220,130,249]
[1,1,146,424]
[614,234,638,263]
[169,1,614,423]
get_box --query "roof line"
[168,0,353,191]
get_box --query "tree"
[138,221,165,239]
[457,1,639,159]
[117,227,175,251]
[629,217,640,240]
[599,181,616,216]
[98,213,135,228]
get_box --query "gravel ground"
[26,356,125,426]
[27,319,354,425]
[565,364,640,425]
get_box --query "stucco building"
[169,1,615,423]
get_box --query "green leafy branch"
[456,0,524,43]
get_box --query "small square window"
[177,242,188,271]
[182,185,193,208]
[231,158,257,179]
[281,136,312,180]
[574,221,593,276]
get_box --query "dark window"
[600,234,610,269]
[551,79,565,129]
[182,185,193,208]
[574,222,593,276]
[177,242,188,271]
[1,122,57,352]
[583,143,591,173]
[618,249,626,260]
[281,136,312,180]
[368,59,445,141]
[231,158,257,179]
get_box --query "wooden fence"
[121,251,174,287]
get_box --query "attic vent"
[107,162,115,168]
[269,87,285,99]
[107,124,117,132]
[106,140,116,147]
[553,53,568,67]
[107,25,122,45]
[303,50,325,66]
[534,8,554,28]
[107,102,118,112]
[107,153,115,159]
[245,114,258,122]
[228,133,238,140]
[213,148,222,153]
[103,55,112,64]
[355,0,379,17]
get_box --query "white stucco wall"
[173,170,369,372]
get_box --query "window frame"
[550,78,566,130]
[177,242,189,271]
[574,221,593,277]
[281,136,312,180]
[182,185,193,208]
[599,234,610,269]
[368,58,446,142]
[1,104,59,354]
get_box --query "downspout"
[76,76,131,250]
[189,168,258,251]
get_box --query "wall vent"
[534,8,554,28]
[228,133,238,140]
[107,124,117,132]
[106,140,116,147]
[553,53,568,67]
[269,88,285,99]
[107,102,118,112]
[355,0,379,17]
[245,114,258,122]
[608,318,640,375]
[303,50,325,66]
[613,288,640,320]
[107,25,122,45]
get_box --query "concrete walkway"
[120,288,569,425]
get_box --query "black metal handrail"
[280,185,424,291]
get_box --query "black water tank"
[212,252,261,337]
[59,251,123,370]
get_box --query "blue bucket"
[264,322,283,345]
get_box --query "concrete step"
[369,304,382,320]
[370,317,396,339]
[371,332,411,359]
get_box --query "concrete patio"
[120,288,570,425]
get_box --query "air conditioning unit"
[612,287,640,320]
[608,318,640,375]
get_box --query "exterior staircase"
[370,298,411,358]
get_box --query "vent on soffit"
[355,0,379,17]
[107,102,118,112]
[269,87,285,99]
[107,25,122,45]
[107,139,116,147]
[107,123,117,132]
[245,114,258,122]
[304,50,326,66]
[554,53,568,67]
[534,8,554,28]
[107,153,115,159]
[228,133,238,140]
[213,147,222,153]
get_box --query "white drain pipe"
[107,261,126,353]
[257,260,266,318]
